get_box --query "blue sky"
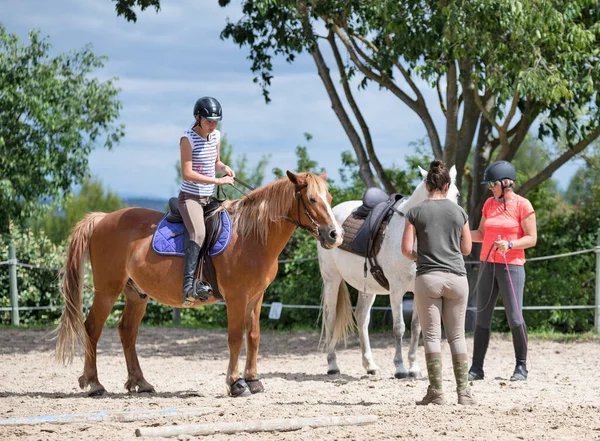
[3,0,584,199]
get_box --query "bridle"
[283,183,321,237]
[224,178,322,237]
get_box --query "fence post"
[173,308,181,325]
[8,244,20,327]
[595,228,600,334]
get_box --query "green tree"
[0,26,124,233]
[232,1,600,222]
[564,143,600,207]
[114,0,600,228]
[32,177,124,244]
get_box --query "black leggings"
[475,262,526,330]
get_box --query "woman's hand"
[216,176,234,185]
[494,239,511,252]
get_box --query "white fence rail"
[2,234,600,332]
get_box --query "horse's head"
[417,164,459,203]
[286,171,343,249]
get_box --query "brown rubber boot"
[453,353,476,405]
[416,352,445,405]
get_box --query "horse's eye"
[309,197,317,204]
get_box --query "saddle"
[339,187,406,290]
[163,197,227,300]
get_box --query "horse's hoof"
[327,369,340,375]
[88,387,106,397]
[229,378,250,397]
[367,369,378,376]
[245,378,265,394]
[408,371,420,378]
[394,371,409,379]
[138,385,156,393]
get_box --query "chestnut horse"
[55,171,343,397]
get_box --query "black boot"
[510,326,528,381]
[468,326,491,381]
[181,241,211,305]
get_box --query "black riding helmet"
[481,160,517,184]
[193,96,222,122]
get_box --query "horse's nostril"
[329,230,338,240]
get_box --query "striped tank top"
[180,128,220,196]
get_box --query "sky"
[3,0,585,199]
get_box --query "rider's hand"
[217,176,235,185]
[223,166,236,178]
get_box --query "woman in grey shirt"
[401,160,474,406]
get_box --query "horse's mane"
[225,173,327,244]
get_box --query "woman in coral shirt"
[468,161,537,382]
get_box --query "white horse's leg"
[407,305,422,378]
[322,274,343,375]
[389,289,409,379]
[355,292,378,375]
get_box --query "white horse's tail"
[320,280,356,351]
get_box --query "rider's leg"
[178,192,212,304]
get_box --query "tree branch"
[332,24,442,158]
[299,3,376,186]
[443,61,459,165]
[328,31,394,192]
[437,77,447,117]
[518,126,600,195]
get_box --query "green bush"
[0,226,66,325]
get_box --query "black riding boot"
[468,326,491,381]
[510,325,528,381]
[181,241,211,305]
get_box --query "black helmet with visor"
[481,160,517,184]
[193,96,222,122]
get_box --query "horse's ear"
[418,166,428,178]
[320,171,327,181]
[449,165,457,181]
[285,170,305,185]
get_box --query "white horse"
[317,165,458,378]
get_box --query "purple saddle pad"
[152,210,232,257]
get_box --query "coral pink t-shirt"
[480,194,535,265]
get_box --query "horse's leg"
[119,282,155,393]
[243,293,265,394]
[355,292,378,375]
[79,287,122,396]
[322,273,344,375]
[389,289,408,379]
[225,299,250,397]
[408,304,422,378]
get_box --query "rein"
[223,177,256,201]
[283,183,320,236]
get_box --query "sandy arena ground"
[0,327,599,441]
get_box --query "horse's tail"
[320,280,356,351]
[55,212,106,365]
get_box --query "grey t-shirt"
[405,199,468,276]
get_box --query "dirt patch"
[1,327,599,440]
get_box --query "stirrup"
[185,280,213,303]
[181,279,213,306]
